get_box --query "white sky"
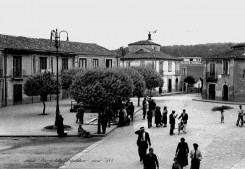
[0,0,244,50]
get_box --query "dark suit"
[169,113,177,135]
[135,130,151,162]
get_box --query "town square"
[0,0,245,169]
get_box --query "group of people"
[143,97,189,135]
[118,100,135,126]
[135,127,202,169]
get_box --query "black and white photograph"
[0,0,245,168]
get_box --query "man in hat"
[178,109,188,133]
[135,127,151,163]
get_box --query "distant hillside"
[160,43,239,58]
[113,43,241,58]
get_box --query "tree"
[69,68,134,107]
[119,68,146,106]
[184,76,196,87]
[133,67,163,97]
[61,68,85,90]
[24,72,58,115]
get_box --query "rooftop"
[0,34,118,56]
[128,40,161,46]
[122,47,181,60]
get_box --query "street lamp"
[50,29,69,126]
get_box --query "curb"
[193,98,245,105]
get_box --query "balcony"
[206,72,217,83]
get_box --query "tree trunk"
[42,100,46,115]
[138,96,140,106]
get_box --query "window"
[181,68,186,75]
[190,58,193,61]
[223,60,229,75]
[93,59,99,68]
[13,56,22,77]
[106,59,112,68]
[79,58,87,68]
[168,61,172,72]
[62,58,68,70]
[210,63,215,75]
[40,57,47,70]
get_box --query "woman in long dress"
[155,106,162,127]
[175,137,189,169]
[161,106,168,127]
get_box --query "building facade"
[121,34,182,93]
[0,34,119,107]
[180,56,203,91]
[202,44,245,102]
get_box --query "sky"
[0,0,244,50]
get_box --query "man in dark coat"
[147,110,153,128]
[100,113,107,134]
[105,107,113,127]
[128,102,135,121]
[178,109,188,133]
[77,106,84,125]
[135,127,151,163]
[169,110,178,135]
[142,98,147,120]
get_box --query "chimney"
[148,32,152,41]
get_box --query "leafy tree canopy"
[23,72,59,114]
[61,68,86,90]
[184,76,196,85]
[69,68,134,107]
[132,66,163,90]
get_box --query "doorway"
[208,84,216,100]
[168,78,172,93]
[175,78,178,91]
[13,84,22,104]
[222,84,228,101]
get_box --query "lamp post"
[50,29,69,126]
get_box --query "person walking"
[236,105,244,127]
[169,110,178,135]
[162,106,168,127]
[178,109,188,133]
[175,137,189,169]
[144,147,159,169]
[155,106,162,127]
[147,110,153,128]
[77,106,84,125]
[105,107,113,127]
[100,112,107,134]
[190,143,202,169]
[128,102,135,121]
[220,109,224,123]
[135,127,151,163]
[143,98,147,120]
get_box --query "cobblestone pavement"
[60,94,245,169]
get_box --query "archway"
[222,84,228,101]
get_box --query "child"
[221,109,224,123]
[172,157,181,169]
[178,120,184,135]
